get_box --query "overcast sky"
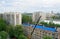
[0,0,60,13]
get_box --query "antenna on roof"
[29,16,41,39]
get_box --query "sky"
[0,0,60,13]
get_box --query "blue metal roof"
[23,23,56,32]
[35,25,56,32]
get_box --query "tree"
[18,34,28,39]
[43,35,52,39]
[22,15,32,23]
[40,21,48,26]
[0,18,7,31]
[5,25,15,38]
[0,31,8,39]
[14,25,24,38]
[0,18,27,39]
[6,25,26,39]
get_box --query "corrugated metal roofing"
[23,23,56,32]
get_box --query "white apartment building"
[32,11,55,22]
[2,12,22,26]
[32,12,46,22]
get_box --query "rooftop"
[23,23,56,32]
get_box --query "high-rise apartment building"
[0,12,22,26]
[32,11,55,22]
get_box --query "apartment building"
[32,11,55,22]
[57,28,60,39]
[23,24,60,39]
[0,13,4,18]
[0,12,22,26]
[32,12,46,22]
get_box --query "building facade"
[23,24,60,39]
[32,11,55,22]
[32,12,46,22]
[0,12,22,26]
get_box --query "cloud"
[0,0,60,12]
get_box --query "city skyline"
[0,0,60,13]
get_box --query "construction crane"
[28,16,41,39]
